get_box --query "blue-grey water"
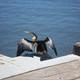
[0,0,80,57]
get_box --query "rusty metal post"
[73,42,80,56]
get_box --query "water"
[0,0,80,57]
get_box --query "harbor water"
[0,0,80,57]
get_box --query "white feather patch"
[46,37,53,48]
[21,39,33,50]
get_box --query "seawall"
[0,53,80,80]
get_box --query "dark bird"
[16,31,57,61]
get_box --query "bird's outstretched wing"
[45,37,58,56]
[17,38,33,56]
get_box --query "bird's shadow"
[23,53,53,61]
[23,53,41,58]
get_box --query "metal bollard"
[73,42,80,56]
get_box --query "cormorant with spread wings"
[16,31,57,61]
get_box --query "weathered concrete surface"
[1,54,80,80]
[2,58,80,80]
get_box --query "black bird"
[16,31,57,61]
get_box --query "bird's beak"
[52,46,58,56]
[24,31,33,36]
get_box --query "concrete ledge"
[0,54,80,80]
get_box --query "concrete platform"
[0,54,80,80]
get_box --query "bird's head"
[24,31,37,43]
[32,36,37,42]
